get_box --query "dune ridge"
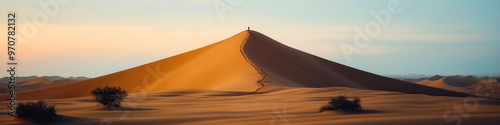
[1,30,475,100]
[239,32,269,93]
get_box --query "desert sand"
[1,30,499,124]
[2,87,500,125]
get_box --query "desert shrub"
[91,86,127,107]
[16,100,57,123]
[320,95,361,112]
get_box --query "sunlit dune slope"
[5,31,260,100]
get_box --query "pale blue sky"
[1,0,499,77]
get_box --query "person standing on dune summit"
[248,27,250,31]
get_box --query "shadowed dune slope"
[4,31,261,100]
[243,31,471,97]
[443,75,481,87]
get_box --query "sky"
[1,0,499,77]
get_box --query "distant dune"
[0,77,81,94]
[385,74,431,79]
[428,75,445,81]
[0,76,89,83]
[400,75,500,98]
[0,76,38,84]
[1,31,473,100]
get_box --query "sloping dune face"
[9,31,261,100]
[16,77,49,86]
[4,30,474,100]
[443,75,481,87]
[243,31,471,97]
[417,77,470,93]
[417,76,500,98]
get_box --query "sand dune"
[417,77,469,93]
[0,30,474,100]
[0,76,88,84]
[443,75,481,87]
[0,77,80,94]
[0,30,498,124]
[0,76,38,84]
[3,31,261,100]
[16,77,49,86]
[428,75,445,81]
[414,75,500,98]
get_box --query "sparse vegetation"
[16,100,57,123]
[320,95,361,112]
[91,86,128,108]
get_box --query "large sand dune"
[4,31,261,100]
[1,30,473,100]
[0,30,498,125]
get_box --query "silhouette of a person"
[248,27,250,31]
